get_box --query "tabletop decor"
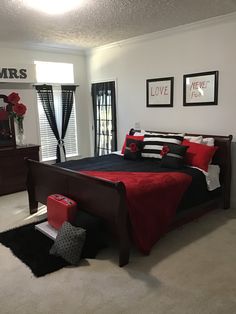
[7,92,27,145]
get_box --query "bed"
[26,131,232,266]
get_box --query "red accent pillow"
[121,135,144,154]
[182,139,218,172]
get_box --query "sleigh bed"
[26,131,232,266]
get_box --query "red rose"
[160,145,170,157]
[0,109,8,120]
[7,92,20,105]
[13,103,27,116]
[130,143,137,152]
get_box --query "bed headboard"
[129,129,233,209]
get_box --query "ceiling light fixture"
[18,0,84,15]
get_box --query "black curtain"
[61,85,76,145]
[35,85,61,163]
[91,81,117,156]
[36,85,77,163]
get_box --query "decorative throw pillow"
[124,138,143,160]
[121,134,144,154]
[182,139,218,172]
[142,134,183,159]
[50,221,86,266]
[160,143,188,169]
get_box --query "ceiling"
[1,0,236,51]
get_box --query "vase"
[16,119,25,146]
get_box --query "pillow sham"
[124,138,143,160]
[202,137,215,146]
[182,139,218,172]
[142,134,183,159]
[184,135,203,143]
[121,134,144,154]
[160,143,188,169]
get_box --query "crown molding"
[87,11,236,55]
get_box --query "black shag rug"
[0,221,69,277]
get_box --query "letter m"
[0,68,8,79]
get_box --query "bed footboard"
[26,159,131,266]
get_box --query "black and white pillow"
[141,134,183,159]
[50,221,86,266]
[160,143,188,169]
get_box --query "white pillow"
[205,164,221,191]
[202,137,215,146]
[133,130,146,136]
[184,135,203,143]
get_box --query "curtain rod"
[32,84,79,87]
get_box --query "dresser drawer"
[0,145,40,195]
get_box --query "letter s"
[19,69,27,79]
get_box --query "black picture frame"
[183,71,219,106]
[0,94,16,148]
[146,77,174,107]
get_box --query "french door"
[91,81,117,156]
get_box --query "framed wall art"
[146,77,174,107]
[183,71,219,106]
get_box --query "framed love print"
[146,77,174,107]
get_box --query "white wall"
[87,16,236,146]
[87,15,236,206]
[0,46,91,158]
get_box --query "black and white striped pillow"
[141,134,183,159]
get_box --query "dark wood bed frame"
[26,131,232,267]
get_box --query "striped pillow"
[141,134,183,159]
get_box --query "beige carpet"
[0,192,236,314]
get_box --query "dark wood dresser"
[0,145,40,196]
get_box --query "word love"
[190,80,210,99]
[150,85,169,96]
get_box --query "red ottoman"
[47,194,77,230]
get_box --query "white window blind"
[35,61,78,161]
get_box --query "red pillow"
[121,134,144,154]
[182,139,218,172]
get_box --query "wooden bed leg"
[119,243,130,267]
[223,182,231,209]
[26,160,38,215]
[118,215,130,267]
[29,200,38,215]
[117,185,131,267]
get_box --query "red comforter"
[80,171,192,254]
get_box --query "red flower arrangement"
[7,92,27,134]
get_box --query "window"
[35,61,78,161]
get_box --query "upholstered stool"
[47,194,77,230]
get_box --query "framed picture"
[183,71,219,106]
[146,77,174,107]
